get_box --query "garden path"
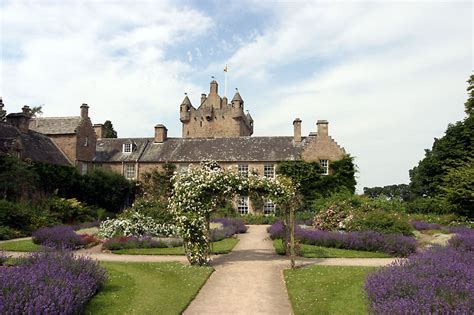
[184,225,293,314]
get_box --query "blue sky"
[0,0,472,191]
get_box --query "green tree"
[409,76,474,198]
[465,74,474,116]
[439,158,474,217]
[103,120,118,138]
[0,98,6,122]
[364,184,411,201]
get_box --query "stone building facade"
[0,80,347,214]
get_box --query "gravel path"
[184,225,293,315]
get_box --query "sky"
[0,0,472,192]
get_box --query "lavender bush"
[103,236,182,250]
[32,225,87,249]
[409,220,442,230]
[268,221,416,257]
[211,218,248,234]
[365,246,473,314]
[448,227,474,252]
[0,249,107,314]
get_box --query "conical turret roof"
[232,92,243,102]
[181,95,192,106]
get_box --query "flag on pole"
[224,64,228,72]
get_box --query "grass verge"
[85,261,213,314]
[0,239,40,252]
[112,238,239,255]
[273,239,390,258]
[284,265,377,315]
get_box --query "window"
[320,159,329,175]
[84,136,89,147]
[238,164,248,177]
[94,163,102,169]
[237,196,249,214]
[125,163,135,180]
[123,143,132,153]
[81,163,88,175]
[263,200,276,215]
[264,164,275,178]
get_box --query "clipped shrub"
[268,221,416,257]
[103,236,182,250]
[0,249,107,314]
[448,227,474,251]
[365,245,473,314]
[32,225,86,249]
[348,210,413,236]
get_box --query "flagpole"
[224,64,228,98]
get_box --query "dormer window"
[123,143,132,153]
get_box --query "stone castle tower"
[180,80,254,138]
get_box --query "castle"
[0,80,346,214]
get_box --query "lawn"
[284,265,377,315]
[273,240,391,258]
[85,262,213,314]
[0,239,40,252]
[112,238,239,255]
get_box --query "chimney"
[80,103,89,119]
[201,93,206,104]
[6,107,30,133]
[154,124,167,143]
[317,120,329,137]
[293,118,302,142]
[93,123,105,139]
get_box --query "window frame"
[319,159,329,175]
[238,164,249,177]
[264,164,275,178]
[263,200,276,215]
[237,195,249,215]
[123,143,132,153]
[125,163,136,180]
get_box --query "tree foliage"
[439,158,474,217]
[408,75,474,217]
[277,155,357,210]
[363,184,411,201]
[103,120,117,138]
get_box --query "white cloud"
[0,0,213,137]
[224,2,472,191]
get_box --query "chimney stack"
[6,106,31,133]
[80,103,89,119]
[293,118,302,142]
[317,120,329,137]
[93,123,105,139]
[154,124,167,143]
[210,79,218,95]
[201,93,206,104]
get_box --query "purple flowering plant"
[268,221,416,257]
[32,225,87,249]
[0,249,107,314]
[409,220,442,231]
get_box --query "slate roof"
[29,117,82,135]
[0,122,71,166]
[94,138,150,162]
[94,136,308,163]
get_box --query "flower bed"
[103,236,183,251]
[0,249,107,314]
[365,228,474,314]
[409,220,442,231]
[32,225,97,249]
[268,221,416,257]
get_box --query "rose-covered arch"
[169,161,297,266]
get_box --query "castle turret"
[231,90,244,119]
[180,95,192,122]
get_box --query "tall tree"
[409,75,474,199]
[0,97,6,122]
[103,120,117,138]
